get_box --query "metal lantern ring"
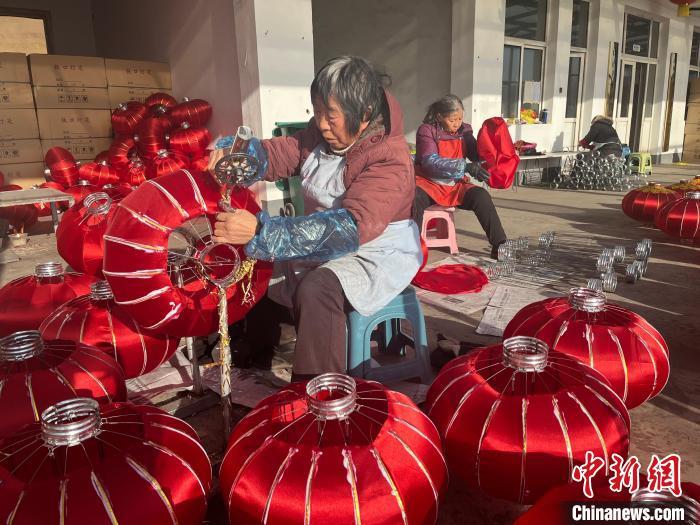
[0,398,212,524]
[220,373,448,525]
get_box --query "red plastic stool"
[421,205,458,254]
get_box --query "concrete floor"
[0,163,697,524]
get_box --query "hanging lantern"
[145,91,177,115]
[79,159,120,187]
[170,97,213,127]
[63,179,98,206]
[169,122,211,159]
[0,262,96,336]
[503,288,670,409]
[0,397,212,524]
[621,182,681,223]
[103,169,272,336]
[670,0,697,16]
[108,136,138,170]
[0,331,126,436]
[111,101,148,136]
[654,191,700,242]
[32,181,68,216]
[120,158,148,187]
[146,149,190,179]
[220,373,448,525]
[666,175,700,193]
[40,281,179,379]
[426,336,630,504]
[0,184,38,231]
[56,191,121,276]
[134,116,172,159]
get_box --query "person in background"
[209,56,420,381]
[413,94,507,259]
[579,115,622,157]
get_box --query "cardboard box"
[105,58,171,89]
[0,162,45,187]
[684,118,700,135]
[33,86,110,109]
[688,79,700,101]
[41,137,112,161]
[36,109,112,139]
[0,53,30,83]
[107,85,173,107]
[685,103,700,125]
[683,133,700,149]
[0,139,43,165]
[0,82,34,108]
[29,54,107,87]
[682,148,700,164]
[0,109,39,139]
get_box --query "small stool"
[628,152,652,176]
[421,205,458,254]
[347,287,431,384]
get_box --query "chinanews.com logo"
[568,452,697,523]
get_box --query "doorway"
[616,60,654,152]
[564,52,586,149]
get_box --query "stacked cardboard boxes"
[105,58,172,107]
[683,79,700,164]
[30,54,114,162]
[0,53,43,187]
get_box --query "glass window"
[691,31,700,68]
[619,64,633,118]
[691,71,700,80]
[645,64,656,118]
[650,21,659,59]
[521,48,543,113]
[625,14,650,57]
[566,56,582,118]
[0,16,48,54]
[502,45,521,118]
[505,0,548,42]
[571,0,589,48]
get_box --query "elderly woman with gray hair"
[209,56,420,381]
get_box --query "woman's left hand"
[213,210,259,245]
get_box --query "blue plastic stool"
[346,287,431,384]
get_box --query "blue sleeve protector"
[419,153,466,181]
[245,208,359,262]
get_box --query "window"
[505,0,548,42]
[571,0,589,49]
[501,44,544,119]
[624,14,659,58]
[502,45,521,118]
[0,9,50,54]
[691,31,700,69]
[645,64,656,118]
[619,64,633,118]
[566,56,582,118]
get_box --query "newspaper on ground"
[127,350,193,404]
[476,285,560,337]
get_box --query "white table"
[515,151,577,187]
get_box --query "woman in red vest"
[414,94,507,258]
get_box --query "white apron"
[267,144,421,316]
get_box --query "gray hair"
[423,94,464,123]
[310,56,390,136]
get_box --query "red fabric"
[190,151,211,173]
[220,377,448,525]
[109,136,138,170]
[477,117,520,189]
[40,290,179,379]
[426,343,630,504]
[654,194,700,242]
[79,160,120,186]
[418,236,428,273]
[120,159,148,187]
[415,137,476,206]
[503,294,670,409]
[63,181,98,205]
[146,150,190,179]
[622,184,681,223]
[170,98,212,127]
[0,402,211,524]
[0,335,126,437]
[111,101,148,136]
[412,264,488,294]
[103,170,273,337]
[0,270,96,336]
[169,125,210,159]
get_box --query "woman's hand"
[213,210,259,245]
[207,148,226,177]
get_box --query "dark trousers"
[413,186,507,247]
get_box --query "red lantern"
[111,101,148,136]
[109,136,138,170]
[135,116,172,159]
[426,336,630,504]
[654,191,700,242]
[0,397,212,524]
[667,175,700,193]
[0,169,4,186]
[670,0,697,16]
[40,281,179,379]
[63,179,98,205]
[503,288,670,409]
[220,373,448,525]
[0,262,96,336]
[0,331,126,436]
[56,191,122,276]
[120,158,148,187]
[103,169,272,336]
[169,122,211,159]
[79,159,120,187]
[0,185,38,231]
[44,146,75,168]
[170,97,213,127]
[146,149,190,179]
[621,182,681,223]
[44,147,80,187]
[190,151,211,173]
[145,91,177,115]
[32,181,68,216]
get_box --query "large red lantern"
[134,116,172,159]
[111,101,148,136]
[79,159,120,187]
[103,169,272,336]
[170,97,213,127]
[63,179,98,205]
[169,123,211,159]
[426,336,630,504]
[145,91,177,115]
[503,288,670,409]
[220,373,448,525]
[621,182,681,223]
[44,147,80,187]
[654,191,700,242]
[146,149,190,179]
[0,397,212,524]
[40,281,179,379]
[108,136,138,170]
[0,331,126,437]
[56,191,122,276]
[120,158,148,187]
[0,262,96,336]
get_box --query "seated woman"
[210,56,420,381]
[413,94,507,259]
[579,115,622,157]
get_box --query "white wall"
[312,0,453,142]
[0,0,96,55]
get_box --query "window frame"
[622,12,659,60]
[0,7,52,53]
[570,0,590,52]
[502,38,547,122]
[505,0,548,43]
[691,29,700,74]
